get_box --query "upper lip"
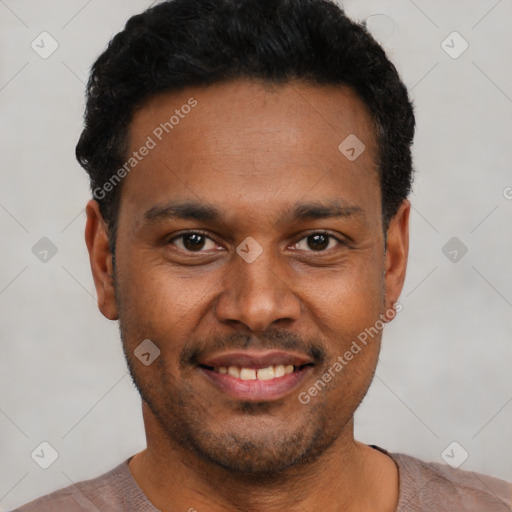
[198,350,314,369]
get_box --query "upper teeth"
[217,365,295,380]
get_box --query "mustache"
[181,329,327,368]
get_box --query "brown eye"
[307,233,329,250]
[170,232,217,252]
[294,232,340,252]
[182,233,205,251]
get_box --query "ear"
[383,199,410,315]
[84,199,118,320]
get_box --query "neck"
[129,404,399,512]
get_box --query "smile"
[215,364,295,380]
[197,350,315,401]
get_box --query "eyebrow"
[287,200,364,221]
[143,199,364,224]
[144,201,221,222]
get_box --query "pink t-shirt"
[12,451,512,511]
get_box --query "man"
[14,0,511,510]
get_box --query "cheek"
[302,254,385,334]
[116,237,385,350]
[115,254,223,344]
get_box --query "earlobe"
[384,200,410,315]
[84,199,119,320]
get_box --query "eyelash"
[168,230,219,252]
[167,230,346,252]
[293,230,345,251]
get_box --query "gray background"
[1,0,511,509]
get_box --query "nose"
[215,246,301,332]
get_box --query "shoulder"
[390,452,512,512]
[11,458,156,512]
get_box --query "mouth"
[197,350,315,401]
[200,362,312,380]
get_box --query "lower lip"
[198,366,313,401]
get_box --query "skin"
[85,78,409,512]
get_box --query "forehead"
[120,79,380,226]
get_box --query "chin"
[177,410,343,478]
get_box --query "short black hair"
[76,0,415,255]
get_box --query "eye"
[169,231,219,252]
[294,232,342,252]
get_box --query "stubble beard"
[114,278,376,479]
[122,343,351,479]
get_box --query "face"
[86,79,409,475]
